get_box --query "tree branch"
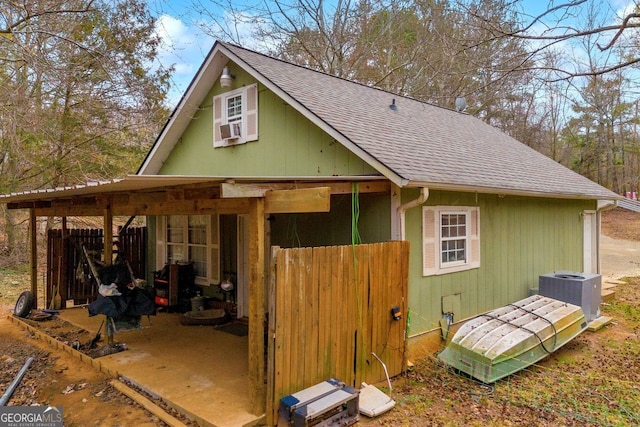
[597,12,640,51]
[0,2,96,34]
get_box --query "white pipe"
[398,187,429,240]
[371,352,392,394]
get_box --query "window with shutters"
[422,206,480,276]
[213,83,258,147]
[156,215,220,286]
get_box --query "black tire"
[14,291,34,318]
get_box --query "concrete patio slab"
[58,307,263,427]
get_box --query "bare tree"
[0,0,172,259]
[464,0,640,80]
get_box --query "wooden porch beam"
[318,181,390,194]
[221,180,389,198]
[248,198,266,415]
[32,198,252,217]
[265,187,330,213]
[8,201,51,209]
[221,183,269,198]
[221,185,332,213]
[31,188,333,216]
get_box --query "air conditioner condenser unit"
[539,271,601,322]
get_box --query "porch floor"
[58,308,262,427]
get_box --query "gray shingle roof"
[221,42,618,200]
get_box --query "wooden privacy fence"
[266,241,409,424]
[46,227,147,308]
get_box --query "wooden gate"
[266,241,409,424]
[46,227,147,308]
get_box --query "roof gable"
[139,41,618,201]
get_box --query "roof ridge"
[219,40,459,115]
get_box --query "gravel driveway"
[601,234,640,282]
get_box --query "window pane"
[188,215,207,245]
[227,95,242,120]
[442,214,467,238]
[442,239,466,263]
[167,244,185,263]
[167,216,184,243]
[189,246,207,278]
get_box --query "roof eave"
[403,181,622,201]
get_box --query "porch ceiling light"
[220,66,234,88]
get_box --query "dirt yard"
[0,312,168,426]
[0,207,638,426]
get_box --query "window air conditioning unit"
[220,122,242,140]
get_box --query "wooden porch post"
[29,208,38,309]
[104,206,113,265]
[248,198,266,415]
[61,217,68,308]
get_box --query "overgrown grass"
[496,366,640,425]
[0,267,44,308]
[605,300,640,323]
[0,264,30,275]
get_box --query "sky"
[148,0,639,106]
[151,12,215,105]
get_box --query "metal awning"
[0,175,223,204]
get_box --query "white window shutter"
[155,216,167,270]
[245,83,258,141]
[469,207,480,268]
[213,94,224,147]
[422,207,437,276]
[209,214,220,284]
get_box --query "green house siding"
[158,65,378,177]
[404,189,595,336]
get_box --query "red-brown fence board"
[46,227,147,308]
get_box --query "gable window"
[156,215,220,286]
[213,83,258,147]
[423,206,480,276]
